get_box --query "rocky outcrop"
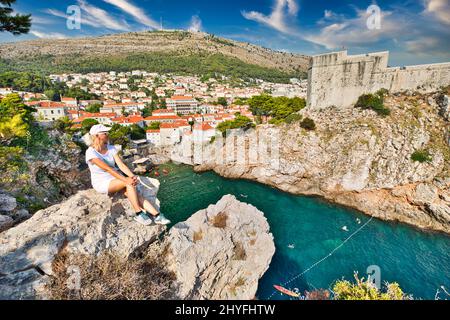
[0,191,30,231]
[163,194,275,300]
[0,177,164,299]
[0,131,90,220]
[0,192,17,212]
[194,92,450,234]
[0,214,13,232]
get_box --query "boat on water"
[273,285,300,298]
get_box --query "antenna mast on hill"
[160,17,163,31]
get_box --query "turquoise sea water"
[153,163,450,300]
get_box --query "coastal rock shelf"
[0,177,164,299]
[164,194,275,300]
[0,179,275,300]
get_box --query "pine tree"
[0,0,31,35]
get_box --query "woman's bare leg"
[137,193,159,216]
[123,190,159,216]
[108,179,142,213]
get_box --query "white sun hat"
[89,124,112,136]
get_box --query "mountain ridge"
[0,31,309,79]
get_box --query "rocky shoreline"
[194,165,450,235]
[0,174,274,300]
[191,91,450,235]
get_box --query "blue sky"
[1,0,449,66]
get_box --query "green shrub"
[216,115,255,136]
[53,116,73,133]
[108,124,130,147]
[248,94,306,123]
[300,117,316,130]
[333,272,410,300]
[147,121,161,130]
[129,124,146,140]
[355,92,390,116]
[81,118,99,134]
[411,149,432,163]
[284,113,302,124]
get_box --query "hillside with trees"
[0,31,309,83]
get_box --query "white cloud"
[242,0,299,34]
[188,15,202,32]
[45,8,101,28]
[303,8,405,49]
[31,30,67,39]
[103,0,159,29]
[324,10,333,18]
[45,1,130,31]
[79,0,130,31]
[29,16,55,25]
[423,0,450,25]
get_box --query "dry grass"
[229,277,246,296]
[47,242,177,300]
[305,289,331,300]
[232,241,247,261]
[193,230,203,243]
[212,212,228,228]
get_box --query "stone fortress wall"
[307,50,450,109]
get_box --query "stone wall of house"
[307,51,450,109]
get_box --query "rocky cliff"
[194,91,450,234]
[164,194,275,300]
[0,177,163,299]
[0,130,90,228]
[0,183,274,299]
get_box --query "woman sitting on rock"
[85,124,170,226]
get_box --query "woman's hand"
[125,177,138,186]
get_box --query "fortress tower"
[307,51,450,109]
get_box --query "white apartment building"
[166,96,199,115]
[146,129,160,146]
[193,123,216,143]
[35,102,67,121]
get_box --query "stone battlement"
[307,51,450,109]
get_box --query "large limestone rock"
[0,177,164,300]
[164,194,275,300]
[0,215,14,232]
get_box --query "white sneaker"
[153,213,171,225]
[134,212,153,226]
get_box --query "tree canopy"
[0,0,31,35]
[216,114,255,136]
[247,94,306,124]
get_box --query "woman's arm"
[114,153,135,178]
[90,158,135,185]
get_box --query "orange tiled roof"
[36,101,66,108]
[169,95,195,101]
[144,115,181,121]
[194,122,214,131]
[160,122,189,129]
[112,115,144,124]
